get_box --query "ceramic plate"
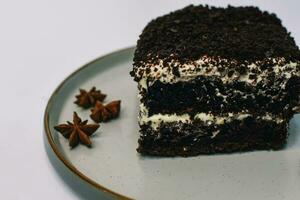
[44,47,300,200]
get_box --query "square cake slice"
[130,5,300,156]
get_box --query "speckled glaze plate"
[44,47,300,200]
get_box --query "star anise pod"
[74,87,107,108]
[54,112,100,148]
[90,100,121,123]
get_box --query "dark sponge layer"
[137,118,288,157]
[144,76,300,117]
[133,5,300,67]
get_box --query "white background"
[0,0,299,199]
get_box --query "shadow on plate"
[286,114,300,149]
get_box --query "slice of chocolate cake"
[130,5,300,157]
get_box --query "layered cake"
[130,5,300,156]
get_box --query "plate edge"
[43,46,135,200]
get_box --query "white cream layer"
[139,103,285,130]
[136,57,299,88]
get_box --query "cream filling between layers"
[139,103,285,130]
[136,57,297,133]
[136,58,299,88]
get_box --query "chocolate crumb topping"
[133,5,300,69]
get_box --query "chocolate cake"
[130,5,300,156]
